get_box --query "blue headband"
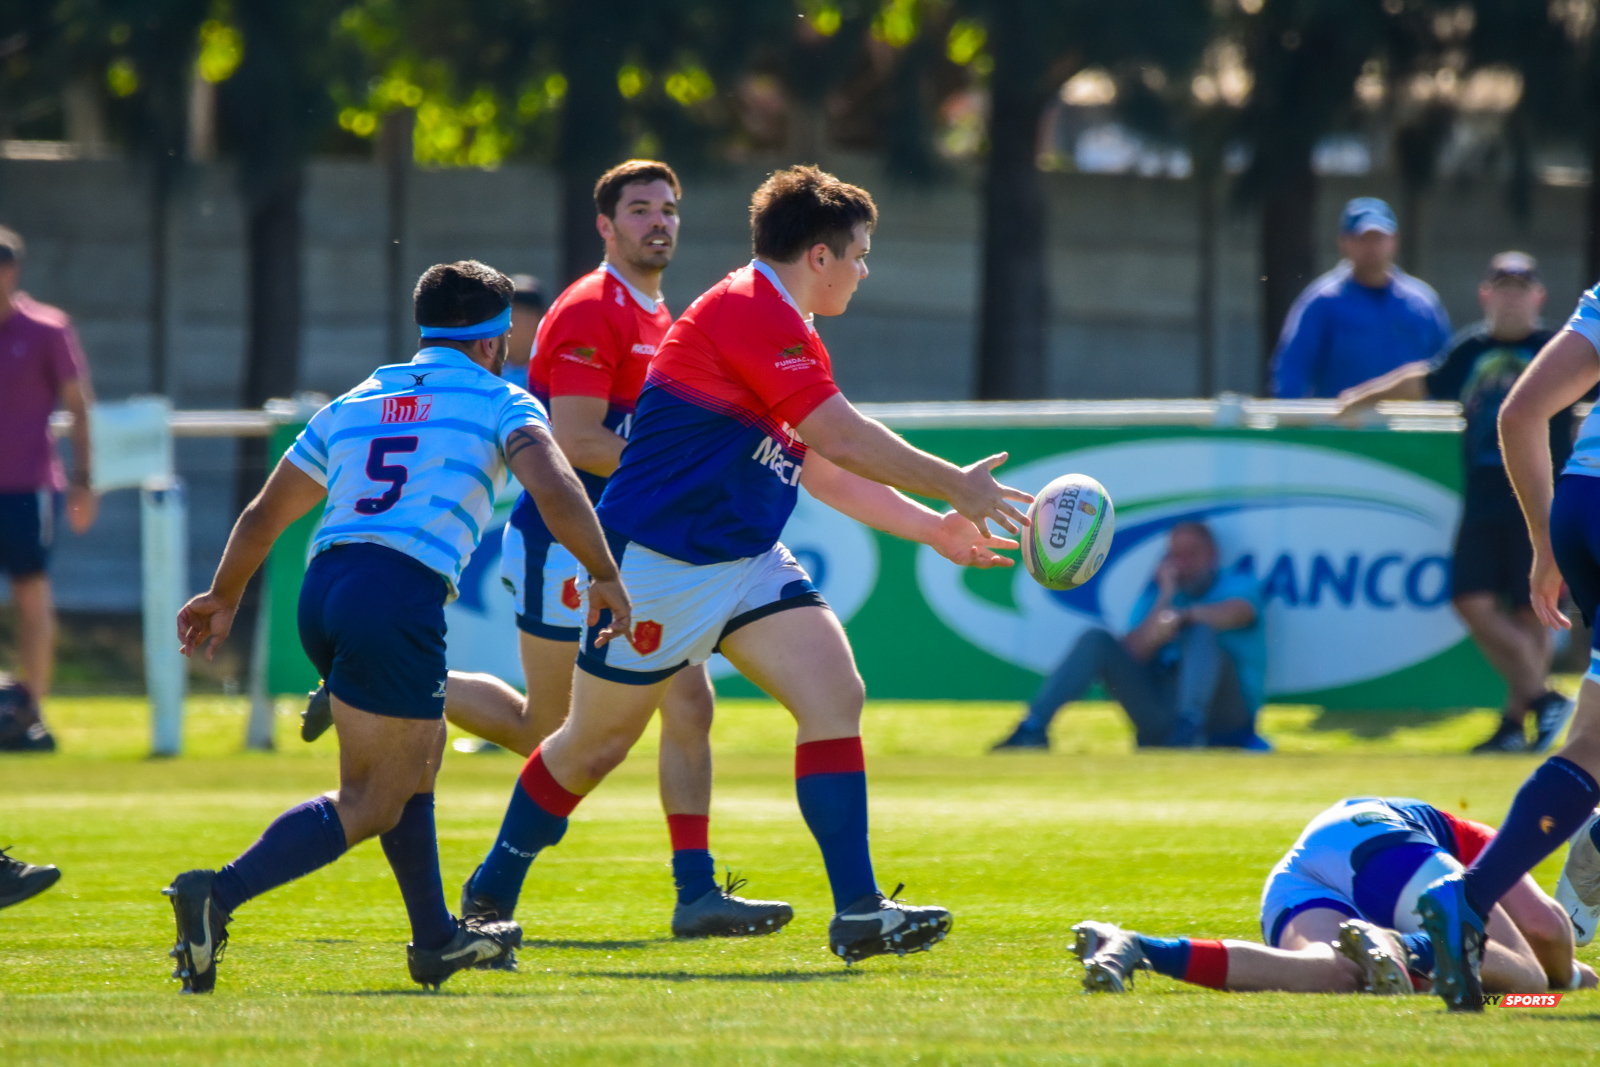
[418,305,512,340]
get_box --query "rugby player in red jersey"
[461,165,1030,963]
[301,161,791,939]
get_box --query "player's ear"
[596,213,613,242]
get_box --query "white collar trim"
[603,262,661,313]
[749,259,815,333]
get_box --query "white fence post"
[141,476,188,757]
[245,581,275,750]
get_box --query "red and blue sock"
[1137,935,1229,989]
[469,746,580,917]
[795,737,878,912]
[379,792,456,951]
[1462,756,1600,921]
[212,795,347,915]
[668,814,718,904]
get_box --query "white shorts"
[1259,798,1464,945]
[575,538,824,684]
[500,524,584,640]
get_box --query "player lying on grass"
[1417,281,1600,1010]
[302,160,794,941]
[167,261,632,993]
[1072,796,1595,996]
[458,166,1031,965]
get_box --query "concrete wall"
[0,155,1589,612]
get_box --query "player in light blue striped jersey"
[1418,281,1600,1011]
[161,261,631,994]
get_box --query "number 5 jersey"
[284,345,549,598]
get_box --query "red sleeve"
[1440,811,1496,865]
[725,312,840,428]
[542,299,621,400]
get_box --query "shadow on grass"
[1303,708,1482,739]
[577,969,856,984]
[523,938,660,951]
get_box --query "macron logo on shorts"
[382,396,432,423]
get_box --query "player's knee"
[1519,902,1571,956]
[578,734,634,781]
[660,690,715,737]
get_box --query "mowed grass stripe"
[1,695,1594,1065]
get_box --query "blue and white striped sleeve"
[283,403,335,486]
[1566,285,1600,357]
[497,385,550,447]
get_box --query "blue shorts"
[0,491,58,578]
[1549,473,1600,678]
[298,542,449,719]
[500,523,582,641]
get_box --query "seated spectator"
[1336,252,1579,754]
[991,522,1269,752]
[1271,197,1451,399]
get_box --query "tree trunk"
[976,6,1051,400]
[1259,158,1316,393]
[557,2,625,288]
[1196,164,1218,398]
[380,110,411,363]
[147,159,172,395]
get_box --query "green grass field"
[3,696,1598,1065]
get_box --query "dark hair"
[593,160,682,218]
[1169,521,1217,552]
[413,260,513,327]
[510,273,545,311]
[0,225,23,263]
[750,165,877,263]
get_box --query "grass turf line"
[1,695,1595,1065]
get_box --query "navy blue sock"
[672,850,717,904]
[470,748,576,918]
[212,796,347,915]
[667,813,718,905]
[1399,932,1434,977]
[1137,935,1191,979]
[795,738,878,912]
[1463,756,1600,920]
[379,793,456,951]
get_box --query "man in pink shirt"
[0,226,97,751]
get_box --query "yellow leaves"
[618,65,648,99]
[106,58,138,98]
[872,0,919,48]
[664,65,715,108]
[798,1,842,37]
[196,20,244,84]
[946,20,986,66]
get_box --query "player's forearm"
[807,410,964,503]
[800,455,941,542]
[1339,364,1428,407]
[1501,411,1555,541]
[1498,332,1598,540]
[508,427,620,580]
[1185,598,1255,632]
[553,425,624,478]
[209,459,325,602]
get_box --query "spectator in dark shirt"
[1271,197,1451,398]
[1337,252,1577,754]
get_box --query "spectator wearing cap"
[1337,252,1580,754]
[0,225,98,751]
[1270,197,1452,398]
[505,273,546,380]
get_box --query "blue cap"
[1340,197,1397,236]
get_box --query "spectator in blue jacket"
[1270,198,1451,399]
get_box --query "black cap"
[510,273,545,311]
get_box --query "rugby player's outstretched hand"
[586,576,633,648]
[951,453,1033,536]
[177,592,236,660]
[1530,547,1570,631]
[931,510,1019,569]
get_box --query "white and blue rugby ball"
[1023,473,1115,590]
